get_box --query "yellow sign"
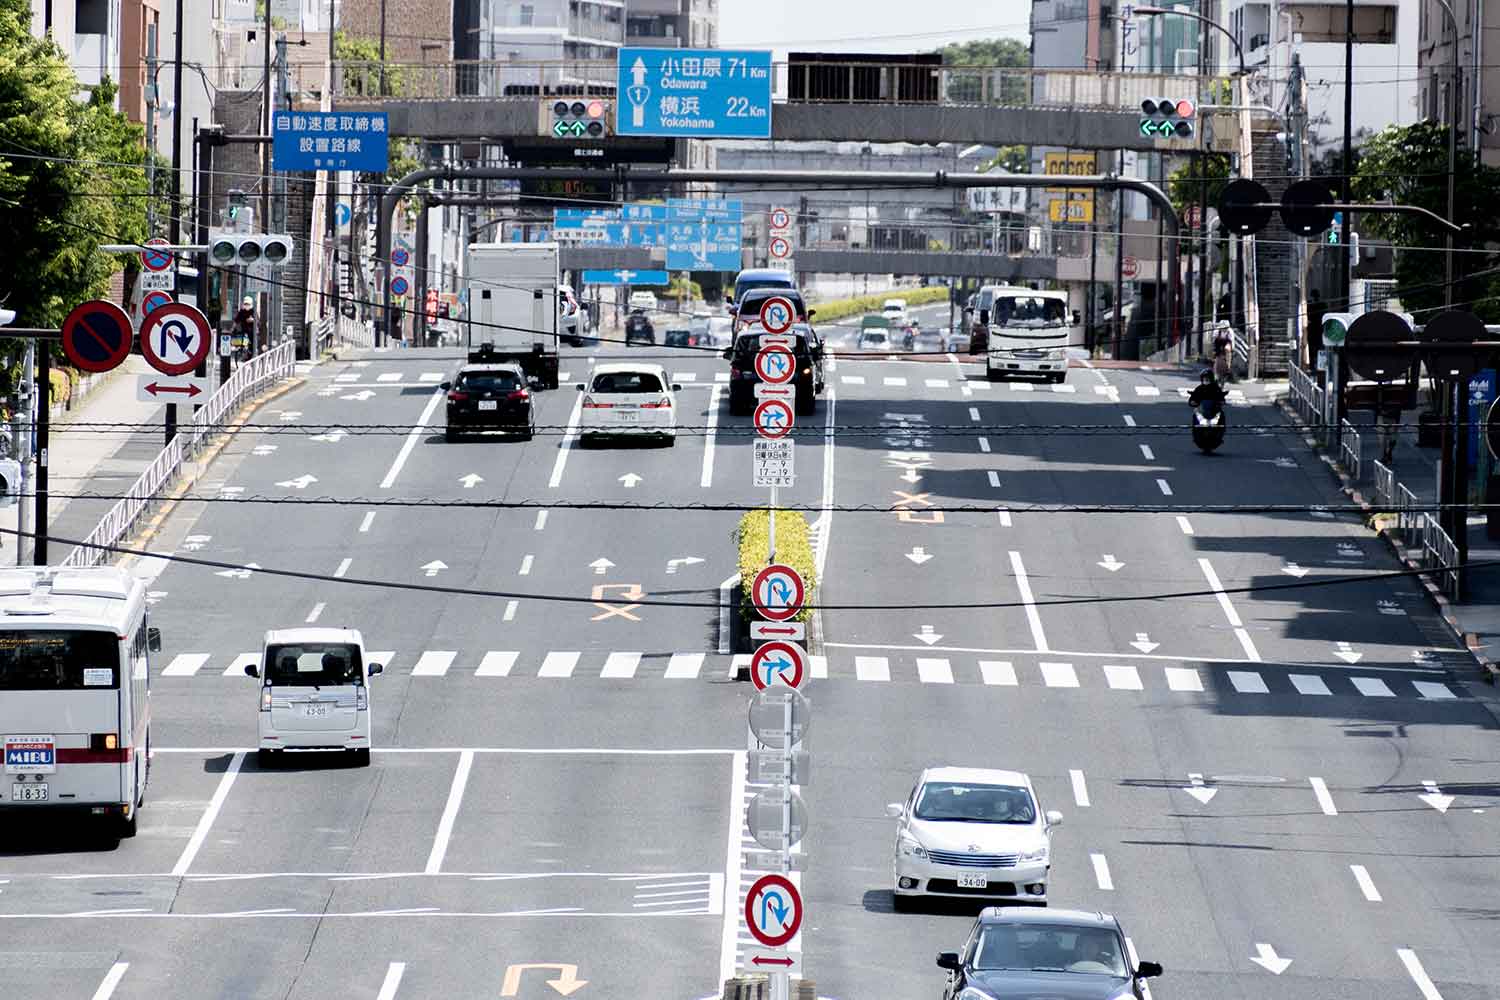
[1048,199,1095,224]
[1044,152,1097,194]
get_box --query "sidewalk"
[1,355,165,564]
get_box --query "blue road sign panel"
[668,220,742,270]
[668,198,742,222]
[581,269,671,286]
[617,48,773,139]
[623,204,669,222]
[272,110,389,172]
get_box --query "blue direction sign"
[669,198,742,222]
[618,48,773,139]
[581,269,671,286]
[668,220,742,270]
[61,300,134,374]
[272,110,389,172]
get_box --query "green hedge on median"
[735,509,817,623]
[807,285,949,326]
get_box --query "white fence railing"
[1339,418,1362,482]
[61,343,298,568]
[1373,459,1395,509]
[336,313,374,350]
[1421,513,1462,598]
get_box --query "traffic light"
[1280,180,1335,237]
[542,99,611,139]
[1321,313,1355,348]
[1139,98,1195,139]
[1326,212,1343,245]
[1218,178,1338,237]
[208,231,293,266]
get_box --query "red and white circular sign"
[140,237,173,272]
[139,302,211,375]
[745,874,803,948]
[1122,256,1139,279]
[751,640,807,691]
[769,235,792,260]
[753,398,795,439]
[758,296,796,335]
[754,344,796,384]
[752,563,806,621]
[768,206,791,230]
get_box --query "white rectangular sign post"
[139,271,173,292]
[754,439,794,488]
[751,620,805,641]
[136,375,213,403]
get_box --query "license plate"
[478,400,498,410]
[11,783,48,802]
[302,703,331,719]
[616,411,638,423]
[957,874,988,889]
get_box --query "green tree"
[940,37,1030,68]
[335,31,405,98]
[1352,120,1500,319]
[663,274,703,303]
[1167,153,1230,257]
[939,36,1029,106]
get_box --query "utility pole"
[261,0,272,247]
[1287,54,1307,364]
[169,0,184,259]
[1338,0,1353,305]
[145,23,158,236]
[326,0,339,326]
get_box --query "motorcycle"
[1191,398,1227,453]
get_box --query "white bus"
[972,285,1080,384]
[0,567,159,837]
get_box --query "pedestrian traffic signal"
[1280,180,1336,237]
[208,232,293,266]
[1217,179,1273,235]
[542,99,611,139]
[1139,98,1195,139]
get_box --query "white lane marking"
[304,602,326,624]
[368,652,395,672]
[1140,444,1155,460]
[977,436,991,453]
[673,371,697,384]
[664,653,705,679]
[377,372,401,383]
[1165,666,1204,691]
[719,750,748,986]
[172,751,244,877]
[424,750,474,875]
[518,554,533,576]
[1397,949,1444,1000]
[419,372,442,383]
[883,376,907,387]
[1350,865,1382,902]
[379,390,444,489]
[1310,777,1338,816]
[600,652,641,679]
[1103,664,1143,690]
[376,962,406,1000]
[1135,385,1160,396]
[1040,661,1079,688]
[411,651,456,677]
[1352,676,1395,697]
[547,390,585,489]
[714,372,730,383]
[1053,383,1076,393]
[1228,670,1269,694]
[701,384,722,488]
[987,470,1002,488]
[925,378,949,388]
[538,651,581,678]
[333,558,352,579]
[335,373,360,382]
[1070,769,1090,807]
[223,652,257,677]
[475,652,518,677]
[980,661,1017,685]
[534,510,549,531]
[1198,558,1262,662]
[810,655,828,679]
[968,407,981,421]
[359,511,376,533]
[855,656,890,681]
[1156,478,1173,496]
[1125,938,1153,1000]
[154,747,735,757]
[916,658,954,684]
[1413,680,1457,699]
[162,653,210,677]
[1290,674,1332,695]
[90,962,130,1000]
[997,509,1012,527]
[1091,853,1114,891]
[502,601,518,622]
[1011,382,1034,393]
[1009,551,1049,652]
[1123,415,1136,426]
[840,375,865,385]
[1177,515,1194,535]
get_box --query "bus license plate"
[957,874,987,889]
[11,784,48,802]
[302,703,331,719]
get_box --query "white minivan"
[245,628,383,766]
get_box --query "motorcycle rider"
[1188,369,1226,409]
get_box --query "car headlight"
[957,989,998,1000]
[1050,348,1066,359]
[1019,845,1049,863]
[897,833,928,860]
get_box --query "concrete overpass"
[560,245,1064,282]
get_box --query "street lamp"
[1133,6,1245,76]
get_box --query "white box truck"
[463,242,561,388]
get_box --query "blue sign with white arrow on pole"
[616,48,773,139]
[581,269,671,286]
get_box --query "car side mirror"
[671,383,682,392]
[1072,310,1082,325]
[440,381,451,390]
[807,309,816,318]
[368,663,384,676]
[1136,961,1163,979]
[576,383,586,391]
[147,627,162,652]
[528,377,542,388]
[978,309,990,325]
[1045,810,1064,827]
[935,952,961,971]
[721,348,733,360]
[244,663,260,678]
[885,802,903,818]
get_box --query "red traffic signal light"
[1174,99,1195,119]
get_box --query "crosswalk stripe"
[1412,680,1457,700]
[1290,674,1332,696]
[883,377,907,387]
[162,653,210,677]
[979,660,1017,685]
[810,655,828,679]
[1135,386,1160,396]
[924,378,949,388]
[916,658,953,684]
[1228,670,1269,694]
[1040,662,1079,688]
[376,372,401,382]
[714,373,730,383]
[411,651,456,677]
[840,375,865,385]
[664,653,704,679]
[730,654,751,679]
[600,651,641,679]
[558,372,570,382]
[1351,676,1395,697]
[855,656,890,681]
[538,651,580,678]
[673,372,697,383]
[1164,666,1203,692]
[1103,664,1143,690]
[474,651,518,677]
[1052,383,1076,393]
[418,372,442,382]
[969,382,990,391]
[1010,382,1033,392]
[223,652,258,677]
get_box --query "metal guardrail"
[1421,513,1461,598]
[1373,459,1395,509]
[336,314,374,350]
[61,344,298,569]
[1339,418,1362,482]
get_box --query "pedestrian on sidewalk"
[1212,322,1234,382]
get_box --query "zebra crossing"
[157,648,1470,702]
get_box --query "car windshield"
[592,372,664,393]
[0,630,120,691]
[913,781,1036,823]
[994,296,1068,327]
[860,333,888,346]
[736,278,793,299]
[973,924,1128,977]
[456,371,521,393]
[264,643,364,686]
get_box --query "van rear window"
[264,644,364,686]
[0,631,119,690]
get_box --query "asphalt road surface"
[4,336,1496,1000]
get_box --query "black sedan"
[442,363,536,441]
[625,311,655,345]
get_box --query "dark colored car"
[734,288,811,329]
[663,327,699,349]
[625,311,655,345]
[441,363,536,441]
[724,324,825,416]
[937,907,1162,1000]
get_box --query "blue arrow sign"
[617,48,773,139]
[581,269,671,286]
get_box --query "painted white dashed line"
[883,376,907,387]
[1010,551,1049,652]
[172,752,244,877]
[518,554,534,576]
[1070,769,1090,807]
[1135,385,1160,396]
[502,600,519,622]
[1139,444,1155,460]
[475,651,518,677]
[1198,558,1262,662]
[977,437,991,453]
[304,603,325,624]
[600,651,642,679]
[375,963,406,1000]
[1122,415,1136,427]
[548,390,585,489]
[701,384,722,488]
[987,470,1002,488]
[162,654,211,677]
[915,658,954,684]
[1177,515,1194,535]
[1397,949,1444,1000]
[1309,777,1338,816]
[359,511,376,533]
[980,661,1017,685]
[841,375,865,385]
[538,651,581,678]
[1164,666,1204,692]
[1040,661,1079,688]
[534,509,549,531]
[1091,853,1114,891]
[333,558,352,579]
[1103,663,1143,690]
[424,750,474,875]
[969,407,981,421]
[411,651,456,677]
[1350,865,1382,902]
[90,962,130,1000]
[997,510,1012,527]
[855,656,891,682]
[1156,478,1173,496]
[380,390,444,489]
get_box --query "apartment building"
[1417,0,1499,166]
[626,0,717,49]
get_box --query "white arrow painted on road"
[1249,943,1292,975]
[666,556,704,575]
[1334,641,1362,664]
[1282,562,1309,578]
[619,473,642,488]
[310,429,347,443]
[181,535,211,552]
[252,444,278,456]
[276,475,318,490]
[421,560,447,578]
[214,563,260,580]
[146,590,167,605]
[914,624,943,645]
[590,558,615,576]
[1130,632,1158,654]
[1098,554,1124,572]
[899,468,923,484]
[459,473,484,489]
[341,390,376,401]
[1419,780,1455,813]
[906,547,933,565]
[277,410,302,422]
[1183,773,1217,805]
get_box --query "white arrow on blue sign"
[616,48,773,139]
[580,269,671,286]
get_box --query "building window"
[519,3,534,26]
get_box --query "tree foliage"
[940,38,1030,68]
[335,31,405,98]
[940,37,1029,106]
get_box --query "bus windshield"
[0,630,120,690]
[994,296,1068,328]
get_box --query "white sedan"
[578,363,681,445]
